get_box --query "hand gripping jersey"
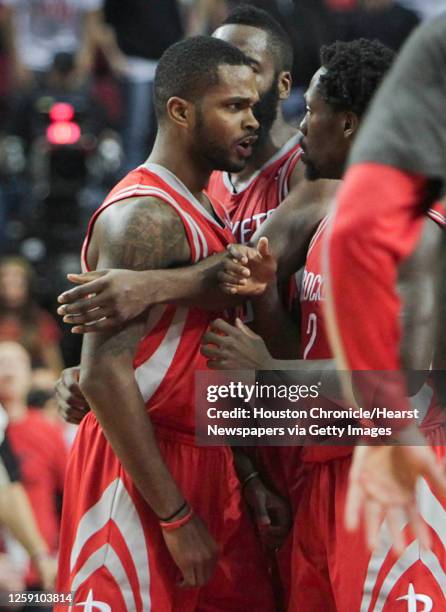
[207,133,302,243]
[57,164,275,612]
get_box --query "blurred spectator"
[0,342,66,598]
[98,0,184,174]
[29,368,59,421]
[182,0,230,34]
[0,404,56,596]
[0,257,64,375]
[331,0,420,52]
[1,0,103,91]
[28,367,78,447]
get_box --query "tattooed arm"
[79,196,218,587]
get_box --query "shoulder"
[90,194,191,270]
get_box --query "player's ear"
[166,96,192,128]
[343,111,359,139]
[278,71,292,100]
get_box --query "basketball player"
[55,4,335,552]
[55,36,276,611]
[55,6,337,334]
[201,39,446,610]
[323,15,446,555]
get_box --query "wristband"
[241,471,259,491]
[157,500,187,523]
[160,507,194,531]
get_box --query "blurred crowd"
[0,0,445,602]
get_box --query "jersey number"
[303,313,317,360]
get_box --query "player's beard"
[253,75,280,148]
[193,109,248,173]
[303,157,321,181]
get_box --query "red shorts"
[56,413,275,611]
[289,425,446,611]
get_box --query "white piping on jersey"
[145,162,225,231]
[103,184,207,262]
[360,477,446,611]
[69,478,151,611]
[278,147,302,201]
[70,545,135,611]
[307,215,330,257]
[427,207,446,227]
[221,132,302,195]
[135,307,188,403]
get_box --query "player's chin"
[225,157,247,173]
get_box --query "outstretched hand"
[346,428,446,554]
[218,237,277,297]
[201,317,273,370]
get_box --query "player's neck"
[147,135,211,198]
[230,113,298,185]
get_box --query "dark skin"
[75,62,267,589]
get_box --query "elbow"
[79,365,112,404]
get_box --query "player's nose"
[244,107,259,132]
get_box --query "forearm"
[144,254,243,310]
[252,281,299,359]
[232,448,256,483]
[81,368,184,518]
[0,483,48,557]
[80,326,185,518]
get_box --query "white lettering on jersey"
[300,269,326,303]
[231,209,276,244]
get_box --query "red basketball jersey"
[82,163,235,434]
[207,134,302,243]
[299,207,444,461]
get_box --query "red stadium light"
[49,102,75,122]
[46,122,81,145]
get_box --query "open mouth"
[235,135,258,158]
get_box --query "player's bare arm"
[79,196,218,588]
[57,178,338,331]
[57,250,244,333]
[398,217,442,393]
[260,178,339,280]
[343,218,446,554]
[218,179,339,297]
[232,448,292,551]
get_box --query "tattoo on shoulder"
[96,196,190,270]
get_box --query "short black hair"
[154,36,252,120]
[221,4,293,72]
[318,39,395,117]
